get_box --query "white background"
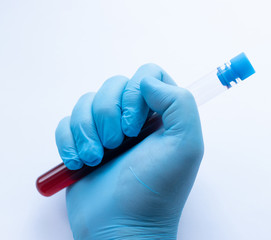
[1,0,270,239]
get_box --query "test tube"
[36,52,255,197]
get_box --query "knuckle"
[70,93,95,131]
[78,92,95,102]
[55,116,69,136]
[138,63,161,73]
[105,75,129,84]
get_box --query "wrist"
[100,225,177,240]
[72,221,178,240]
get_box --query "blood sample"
[36,114,162,196]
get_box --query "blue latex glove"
[55,64,204,240]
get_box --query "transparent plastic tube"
[187,70,228,106]
[36,52,255,197]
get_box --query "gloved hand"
[55,63,204,240]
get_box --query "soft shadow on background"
[0,1,270,239]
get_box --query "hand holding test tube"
[36,53,255,197]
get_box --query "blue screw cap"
[217,52,255,87]
[230,52,255,80]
